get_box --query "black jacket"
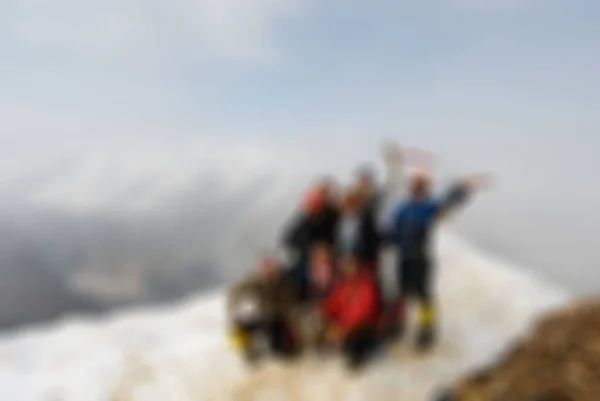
[281,203,340,254]
[336,209,381,263]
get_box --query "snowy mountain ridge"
[0,230,569,401]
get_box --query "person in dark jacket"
[354,164,382,218]
[388,171,491,351]
[280,177,340,302]
[320,254,381,370]
[285,177,339,248]
[336,187,381,273]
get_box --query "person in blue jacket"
[388,171,490,351]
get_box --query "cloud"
[0,0,599,308]
[7,0,301,65]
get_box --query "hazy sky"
[1,0,599,293]
[1,0,598,148]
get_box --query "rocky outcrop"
[439,298,600,401]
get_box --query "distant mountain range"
[0,145,321,331]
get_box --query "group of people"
[226,142,489,370]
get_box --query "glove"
[460,172,493,192]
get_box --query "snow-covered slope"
[0,230,569,401]
[0,140,573,399]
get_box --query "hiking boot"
[344,348,374,373]
[415,324,436,352]
[243,348,263,367]
[346,355,368,373]
[384,300,406,342]
[273,343,302,362]
[387,321,406,342]
[432,389,455,401]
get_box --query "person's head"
[409,171,432,200]
[355,164,376,194]
[302,176,336,216]
[338,254,359,277]
[340,187,364,214]
[257,252,279,282]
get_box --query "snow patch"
[0,230,568,401]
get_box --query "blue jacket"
[389,184,468,260]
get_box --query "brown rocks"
[444,297,600,401]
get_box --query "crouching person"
[320,254,381,370]
[226,252,302,365]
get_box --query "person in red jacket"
[320,254,381,370]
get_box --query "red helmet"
[302,187,327,216]
[302,189,326,215]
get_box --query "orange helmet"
[302,187,327,216]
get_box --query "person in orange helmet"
[280,176,340,302]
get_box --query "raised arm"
[435,172,492,220]
[378,141,407,208]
